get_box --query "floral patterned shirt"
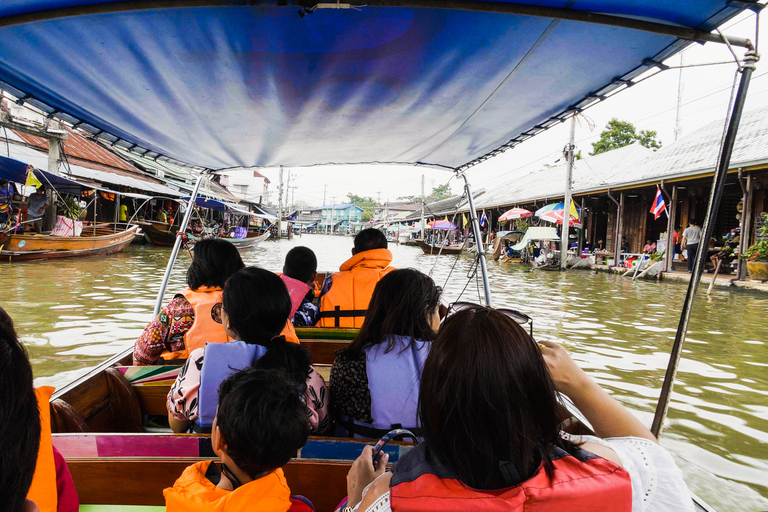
[133,295,194,365]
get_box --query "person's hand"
[538,339,588,398]
[346,445,389,508]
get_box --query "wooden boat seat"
[54,434,412,510]
[50,367,141,434]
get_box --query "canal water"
[2,233,767,511]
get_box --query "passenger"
[133,238,244,365]
[164,368,313,511]
[0,307,79,512]
[345,306,693,512]
[167,267,328,434]
[329,269,441,438]
[280,246,320,327]
[317,228,396,328]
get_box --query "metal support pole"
[153,174,205,317]
[652,52,757,437]
[662,184,677,272]
[736,171,753,281]
[611,191,624,267]
[561,115,576,269]
[459,171,492,307]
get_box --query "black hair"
[353,228,388,253]
[223,266,291,346]
[419,307,573,490]
[216,368,310,478]
[345,269,441,356]
[187,238,244,290]
[0,307,41,512]
[283,246,317,284]
[254,339,312,396]
[689,219,697,225]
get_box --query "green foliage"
[346,193,378,223]
[515,219,531,232]
[398,183,453,204]
[57,195,86,220]
[649,250,665,261]
[590,118,662,155]
[741,213,768,262]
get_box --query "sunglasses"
[444,301,534,338]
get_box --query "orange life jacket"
[164,461,299,512]
[160,287,229,360]
[390,443,632,512]
[26,386,57,512]
[318,249,395,328]
[281,319,300,344]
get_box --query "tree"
[398,183,454,204]
[346,193,378,223]
[590,118,662,155]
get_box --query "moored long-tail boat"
[0,224,139,261]
[140,221,190,247]
[414,239,465,256]
[219,228,270,248]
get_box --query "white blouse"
[357,436,694,512]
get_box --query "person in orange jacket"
[0,307,78,512]
[317,229,396,328]
[164,368,313,511]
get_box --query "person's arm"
[133,296,191,365]
[346,445,389,509]
[539,339,656,443]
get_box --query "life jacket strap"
[317,306,368,327]
[339,416,422,440]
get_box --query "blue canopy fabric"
[180,196,229,212]
[0,154,84,194]
[0,2,754,171]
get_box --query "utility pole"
[674,53,684,142]
[278,166,283,238]
[329,196,336,234]
[322,184,327,207]
[420,174,425,240]
[560,115,576,270]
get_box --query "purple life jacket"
[196,341,267,430]
[340,336,429,438]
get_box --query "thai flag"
[650,186,666,220]
[480,211,488,227]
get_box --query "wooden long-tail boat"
[219,228,270,249]
[0,224,138,261]
[414,239,465,256]
[140,221,190,247]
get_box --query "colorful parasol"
[537,209,582,228]
[429,220,458,230]
[499,207,532,222]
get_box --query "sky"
[259,9,768,209]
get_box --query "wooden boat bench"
[54,434,411,511]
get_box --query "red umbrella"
[538,210,582,228]
[499,207,532,222]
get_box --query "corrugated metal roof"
[14,128,138,173]
[472,105,768,210]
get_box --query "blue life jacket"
[340,336,429,438]
[196,340,267,431]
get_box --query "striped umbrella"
[498,207,532,222]
[538,209,582,228]
[534,203,564,217]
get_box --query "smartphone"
[371,428,418,463]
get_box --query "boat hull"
[414,239,464,255]
[140,221,183,247]
[0,225,139,261]
[220,229,270,248]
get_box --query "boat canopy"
[0,1,755,171]
[511,226,561,251]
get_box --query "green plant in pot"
[58,195,87,220]
[741,212,768,281]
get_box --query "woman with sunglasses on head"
[345,306,692,512]
[329,268,441,438]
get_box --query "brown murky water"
[2,234,766,511]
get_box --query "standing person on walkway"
[682,219,703,273]
[316,228,396,328]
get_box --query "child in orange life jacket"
[280,246,320,327]
[164,368,312,511]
